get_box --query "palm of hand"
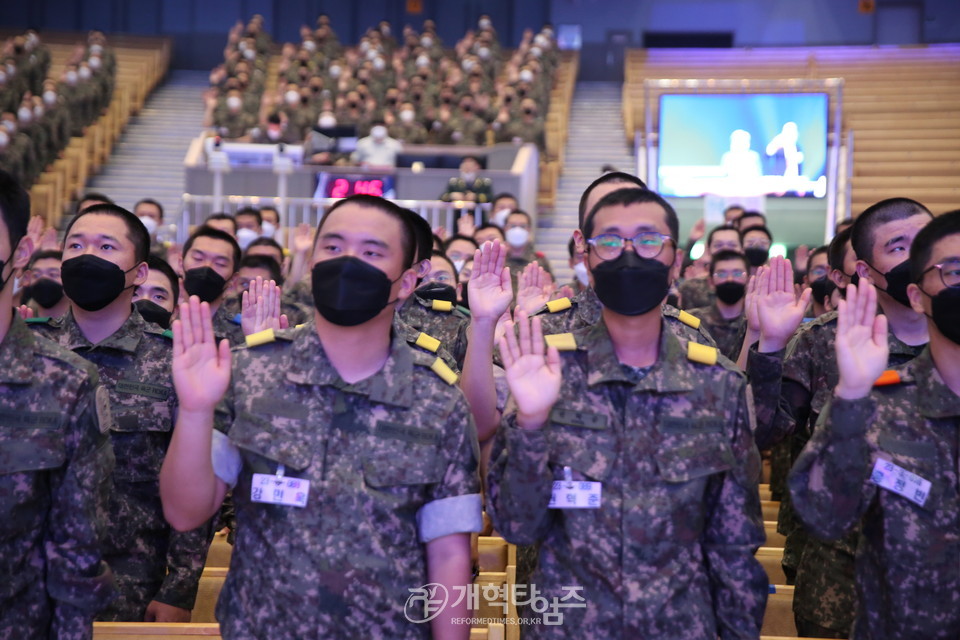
[470,272,512,319]
[505,353,561,417]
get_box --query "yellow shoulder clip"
[677,310,702,330]
[687,341,718,366]
[430,357,459,385]
[546,297,572,313]
[544,333,577,351]
[874,370,901,387]
[415,332,441,353]
[245,328,276,348]
[431,299,454,313]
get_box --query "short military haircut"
[491,192,517,209]
[405,207,434,264]
[741,225,773,244]
[260,205,280,224]
[709,249,748,275]
[65,203,150,264]
[184,225,242,274]
[737,211,766,229]
[506,210,532,226]
[134,198,164,221]
[851,197,932,265]
[583,187,679,242]
[205,212,238,234]
[146,254,180,302]
[578,171,647,228]
[240,253,283,285]
[0,168,30,251]
[707,224,740,248]
[430,250,457,278]
[318,194,417,268]
[827,226,854,271]
[27,249,62,270]
[909,209,960,284]
[77,191,113,212]
[475,223,504,240]
[235,207,262,226]
[245,237,284,264]
[805,246,829,274]
[443,234,479,253]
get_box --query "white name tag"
[549,480,602,509]
[870,458,931,507]
[251,471,310,508]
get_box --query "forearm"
[461,319,501,442]
[736,328,759,370]
[160,408,224,531]
[427,533,473,640]
[285,251,309,292]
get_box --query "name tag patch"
[549,467,601,509]
[251,468,310,508]
[115,380,171,400]
[871,458,931,507]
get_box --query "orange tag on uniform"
[874,370,901,386]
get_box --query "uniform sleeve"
[745,345,783,448]
[45,381,116,640]
[417,393,483,543]
[154,525,211,610]
[702,377,768,640]
[484,410,555,546]
[788,395,877,541]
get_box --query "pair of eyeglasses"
[713,269,747,281]
[424,272,454,284]
[921,258,960,288]
[586,232,673,261]
[808,266,829,279]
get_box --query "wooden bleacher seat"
[204,534,232,568]
[470,623,505,640]
[762,585,798,637]
[757,546,787,585]
[761,500,780,522]
[765,521,786,548]
[477,536,517,573]
[191,567,227,624]
[93,622,220,639]
[759,484,772,501]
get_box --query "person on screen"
[766,121,804,180]
[720,129,762,182]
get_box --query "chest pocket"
[363,421,443,488]
[230,410,314,476]
[109,398,173,483]
[655,418,735,483]
[547,408,617,483]
[875,434,940,513]
[0,429,66,475]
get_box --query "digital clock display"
[315,173,396,199]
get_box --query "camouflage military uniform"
[749,311,923,635]
[212,304,247,347]
[214,110,256,140]
[440,176,493,204]
[505,245,554,282]
[679,277,715,310]
[28,309,210,620]
[536,288,718,349]
[789,347,960,639]
[397,292,470,368]
[219,294,311,332]
[0,316,115,640]
[486,321,767,638]
[687,304,747,362]
[209,322,482,639]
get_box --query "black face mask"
[135,299,173,329]
[744,247,769,267]
[416,281,457,304]
[715,281,746,305]
[810,276,835,307]
[927,286,960,345]
[871,259,913,308]
[592,250,671,316]
[312,256,397,326]
[183,267,227,303]
[61,255,135,311]
[26,278,64,309]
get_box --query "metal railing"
[176,195,491,245]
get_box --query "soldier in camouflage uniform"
[179,226,246,346]
[161,195,482,639]
[440,156,493,204]
[790,216,960,640]
[750,199,932,638]
[0,170,115,639]
[687,250,750,362]
[28,204,209,622]
[487,187,766,638]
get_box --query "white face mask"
[370,125,388,140]
[573,262,589,287]
[329,65,341,78]
[17,107,32,124]
[399,110,415,124]
[227,96,242,110]
[2,120,15,134]
[318,115,337,129]
[372,57,385,71]
[78,67,92,80]
[492,207,512,228]
[243,48,256,60]
[261,221,276,239]
[479,18,492,29]
[0,130,9,148]
[478,47,490,60]
[267,128,281,141]
[519,69,533,83]
[88,56,102,70]
[302,40,316,52]
[285,90,300,105]
[90,43,103,55]
[416,55,430,68]
[138,215,159,236]
[236,227,259,251]
[43,90,56,105]
[421,36,433,48]
[461,172,477,183]
[33,105,44,119]
[505,226,530,248]
[66,70,78,85]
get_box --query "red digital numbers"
[353,180,384,196]
[330,178,350,198]
[328,177,384,198]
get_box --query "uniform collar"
[0,314,39,383]
[286,324,414,408]
[58,306,144,354]
[584,319,696,393]
[911,347,960,419]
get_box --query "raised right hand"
[498,310,562,429]
[172,296,232,412]
[834,281,888,400]
[469,240,513,322]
